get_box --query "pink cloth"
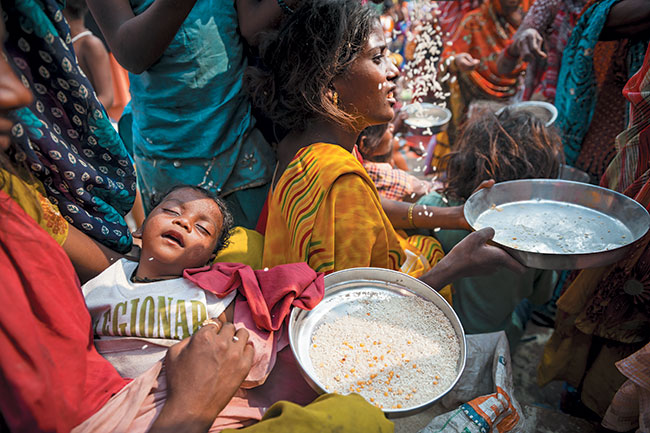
[75,262,323,432]
[185,262,324,332]
[185,262,324,386]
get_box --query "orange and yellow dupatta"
[262,143,443,277]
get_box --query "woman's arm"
[496,28,546,75]
[86,0,198,74]
[62,224,128,283]
[382,197,470,230]
[383,180,495,230]
[496,0,561,75]
[419,227,526,290]
[236,0,300,47]
[81,37,114,109]
[600,0,650,40]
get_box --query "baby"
[82,185,235,377]
[358,123,434,202]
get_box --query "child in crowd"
[62,0,114,110]
[418,110,563,348]
[358,123,434,202]
[82,184,323,429]
[82,185,235,377]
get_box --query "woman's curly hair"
[245,0,378,132]
[442,109,564,201]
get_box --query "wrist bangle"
[407,203,417,228]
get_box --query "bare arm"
[382,196,469,230]
[496,28,546,75]
[86,0,198,74]
[600,0,650,40]
[236,0,285,47]
[419,228,526,290]
[62,224,126,284]
[82,37,114,109]
[383,179,495,230]
[496,0,560,75]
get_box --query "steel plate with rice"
[464,179,650,269]
[495,101,558,127]
[403,102,452,135]
[289,268,466,418]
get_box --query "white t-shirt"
[82,259,236,377]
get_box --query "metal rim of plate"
[288,267,467,418]
[403,102,452,131]
[495,101,558,127]
[464,179,650,270]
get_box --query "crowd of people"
[1,0,649,431]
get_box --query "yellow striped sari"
[262,143,444,277]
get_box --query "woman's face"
[0,15,34,151]
[333,23,398,131]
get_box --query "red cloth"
[184,262,324,332]
[185,262,324,387]
[0,191,130,432]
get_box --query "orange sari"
[442,0,531,99]
[262,143,444,277]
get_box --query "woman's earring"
[333,91,339,106]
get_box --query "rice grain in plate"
[289,268,467,417]
[310,294,460,410]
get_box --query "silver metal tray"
[288,268,467,418]
[464,179,650,269]
[403,103,452,135]
[496,100,558,127]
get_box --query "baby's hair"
[64,0,89,19]
[357,123,390,161]
[441,110,564,201]
[151,185,234,255]
[245,0,378,132]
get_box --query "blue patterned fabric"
[3,0,136,253]
[554,0,647,166]
[127,0,275,214]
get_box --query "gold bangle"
[407,203,417,228]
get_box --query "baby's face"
[138,188,223,276]
[375,124,395,156]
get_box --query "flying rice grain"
[309,295,460,409]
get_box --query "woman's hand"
[513,28,546,63]
[454,53,480,72]
[419,228,526,290]
[447,227,526,277]
[149,318,254,433]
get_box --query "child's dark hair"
[64,0,89,19]
[245,0,378,132]
[357,123,390,161]
[441,110,564,201]
[151,185,234,255]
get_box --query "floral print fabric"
[3,0,135,252]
